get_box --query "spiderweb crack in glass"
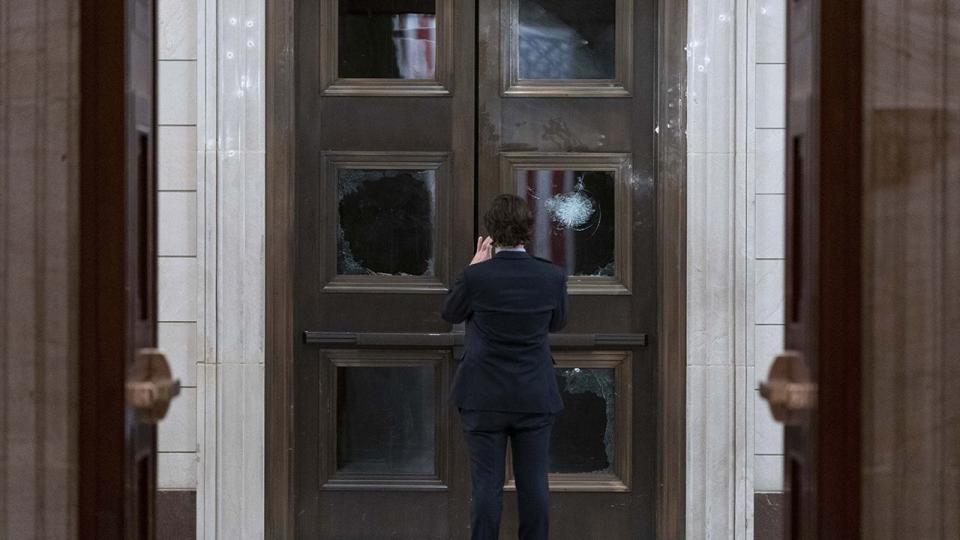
[543,177,597,230]
[518,169,615,276]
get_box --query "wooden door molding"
[264,0,687,537]
[265,0,297,535]
[654,0,688,537]
[79,0,162,536]
[79,1,130,534]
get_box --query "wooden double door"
[293,0,659,537]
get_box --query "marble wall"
[157,0,201,502]
[0,0,80,538]
[156,0,265,537]
[685,0,786,537]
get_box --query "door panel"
[478,0,657,536]
[294,0,476,537]
[294,0,657,537]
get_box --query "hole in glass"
[515,169,616,277]
[337,168,436,276]
[336,365,436,474]
[518,0,616,80]
[338,0,438,79]
[550,367,616,474]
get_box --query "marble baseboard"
[157,490,197,540]
[754,493,784,540]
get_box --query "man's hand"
[470,236,494,265]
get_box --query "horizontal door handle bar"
[303,331,647,348]
[304,331,462,347]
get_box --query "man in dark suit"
[441,194,568,540]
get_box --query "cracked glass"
[515,169,616,277]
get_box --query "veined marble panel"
[686,0,738,154]
[159,0,199,59]
[158,60,198,125]
[159,125,199,190]
[216,364,264,539]
[755,0,786,64]
[159,388,199,452]
[159,322,199,388]
[687,152,737,367]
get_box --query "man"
[441,194,568,540]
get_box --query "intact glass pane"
[339,0,438,79]
[550,367,617,474]
[518,0,616,80]
[516,169,615,277]
[338,168,436,276]
[337,365,436,474]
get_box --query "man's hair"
[484,194,533,247]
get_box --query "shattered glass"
[338,169,436,276]
[516,169,616,277]
[549,367,617,474]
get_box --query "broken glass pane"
[337,365,436,474]
[550,367,617,474]
[515,169,616,277]
[339,0,438,79]
[338,168,436,277]
[518,0,616,80]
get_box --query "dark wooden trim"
[812,0,862,534]
[78,0,130,537]
[302,331,649,348]
[265,0,297,533]
[655,0,687,536]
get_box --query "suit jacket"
[441,250,568,413]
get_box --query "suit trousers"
[459,409,554,540]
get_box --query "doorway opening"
[265,0,687,537]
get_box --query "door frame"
[263,0,688,537]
